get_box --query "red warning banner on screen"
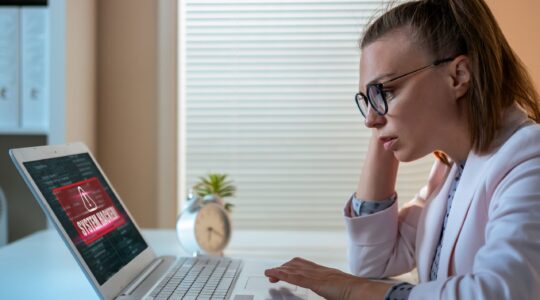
[53,177,125,245]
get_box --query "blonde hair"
[361,0,540,156]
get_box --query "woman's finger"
[266,266,318,290]
[280,257,320,270]
[290,257,320,267]
[267,276,280,283]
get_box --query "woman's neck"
[442,113,472,165]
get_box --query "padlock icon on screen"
[78,186,98,212]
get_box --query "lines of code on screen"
[24,153,147,284]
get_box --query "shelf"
[0,128,48,135]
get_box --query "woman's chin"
[395,153,415,163]
[393,148,428,163]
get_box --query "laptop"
[10,143,321,300]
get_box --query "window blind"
[182,0,435,230]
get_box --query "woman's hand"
[264,257,392,300]
[356,130,399,201]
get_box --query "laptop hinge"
[120,258,163,296]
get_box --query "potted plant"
[193,173,236,213]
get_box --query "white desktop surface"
[0,229,350,300]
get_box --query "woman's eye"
[382,90,394,101]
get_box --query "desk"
[0,229,350,300]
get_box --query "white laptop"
[10,143,321,300]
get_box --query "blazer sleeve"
[410,151,540,299]
[344,159,448,278]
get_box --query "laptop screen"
[23,153,148,285]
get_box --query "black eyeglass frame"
[355,57,457,118]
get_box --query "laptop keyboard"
[146,256,242,300]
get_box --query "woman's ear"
[450,55,471,100]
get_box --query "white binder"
[21,7,49,129]
[0,7,20,129]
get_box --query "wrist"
[353,191,396,202]
[348,279,393,300]
[356,134,399,200]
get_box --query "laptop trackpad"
[245,276,297,291]
[243,276,308,299]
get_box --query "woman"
[265,0,540,299]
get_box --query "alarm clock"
[176,194,232,256]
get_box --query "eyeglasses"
[355,57,456,118]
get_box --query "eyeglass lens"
[367,85,386,115]
[356,86,388,118]
[356,94,368,117]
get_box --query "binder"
[0,7,20,128]
[21,7,48,129]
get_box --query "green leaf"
[192,172,237,201]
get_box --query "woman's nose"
[364,105,386,128]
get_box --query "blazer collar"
[434,150,491,278]
[416,164,454,281]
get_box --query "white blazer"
[344,105,540,299]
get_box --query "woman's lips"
[380,136,397,150]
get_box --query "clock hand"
[212,229,224,238]
[207,227,224,238]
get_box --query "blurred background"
[0,0,538,246]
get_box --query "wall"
[486,0,540,88]
[97,0,177,228]
[97,0,158,228]
[65,0,97,153]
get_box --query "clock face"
[194,203,231,254]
